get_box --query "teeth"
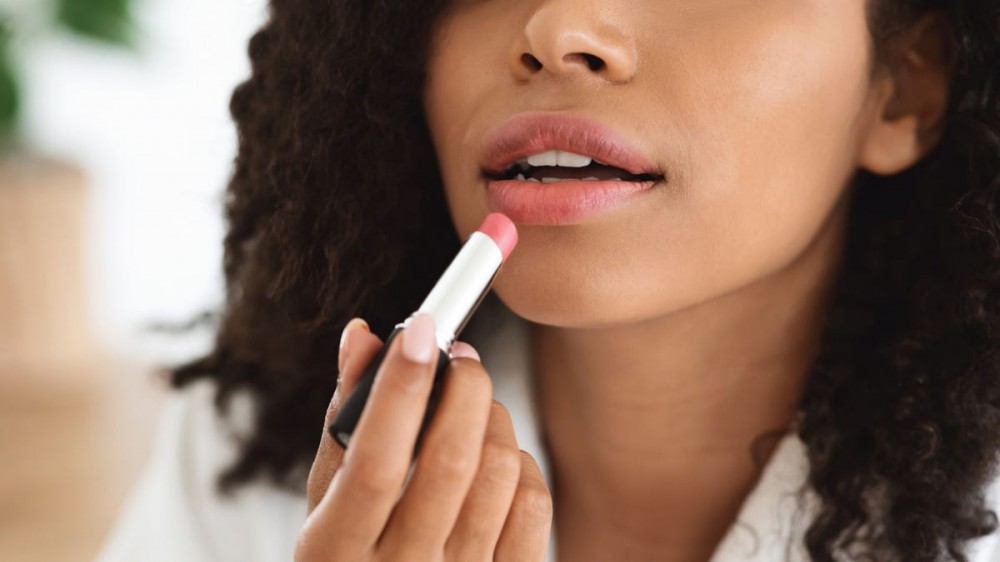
[521,150,593,168]
[525,151,557,167]
[528,150,559,168]
[557,151,592,167]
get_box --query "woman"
[96,0,1000,560]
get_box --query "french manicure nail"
[402,314,436,364]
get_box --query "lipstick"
[328,212,518,456]
[485,177,656,225]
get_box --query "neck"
[530,196,850,561]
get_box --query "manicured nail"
[339,318,369,373]
[402,314,437,364]
[449,341,480,362]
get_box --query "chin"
[489,256,679,330]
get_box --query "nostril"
[520,52,607,74]
[581,53,605,72]
[562,52,605,72]
[520,53,543,71]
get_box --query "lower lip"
[485,178,656,225]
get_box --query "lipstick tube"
[328,213,518,457]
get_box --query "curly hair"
[165,0,1000,559]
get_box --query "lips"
[477,112,665,225]
[479,112,664,179]
[485,177,657,225]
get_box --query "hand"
[295,313,553,562]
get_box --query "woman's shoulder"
[709,432,1000,561]
[94,378,307,562]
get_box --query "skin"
[298,1,952,561]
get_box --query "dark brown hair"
[166,1,1000,559]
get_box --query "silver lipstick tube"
[401,231,502,350]
[328,230,505,454]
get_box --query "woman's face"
[423,0,882,327]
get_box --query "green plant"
[0,0,136,147]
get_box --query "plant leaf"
[55,0,136,48]
[0,20,20,142]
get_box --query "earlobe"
[858,77,926,176]
[857,13,953,177]
[859,114,925,176]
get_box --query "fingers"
[306,318,384,513]
[495,451,554,562]
[310,313,440,552]
[327,319,384,429]
[377,355,494,555]
[443,400,521,561]
[298,311,492,562]
[449,341,481,361]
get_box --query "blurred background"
[0,0,265,559]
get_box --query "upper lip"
[480,112,664,179]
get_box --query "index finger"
[312,315,441,549]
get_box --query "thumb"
[306,317,384,513]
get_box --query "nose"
[509,1,638,84]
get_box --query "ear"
[858,12,955,176]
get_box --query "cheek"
[591,2,871,317]
[423,13,509,233]
[663,1,872,269]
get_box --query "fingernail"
[449,341,480,362]
[339,318,369,372]
[402,313,437,364]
